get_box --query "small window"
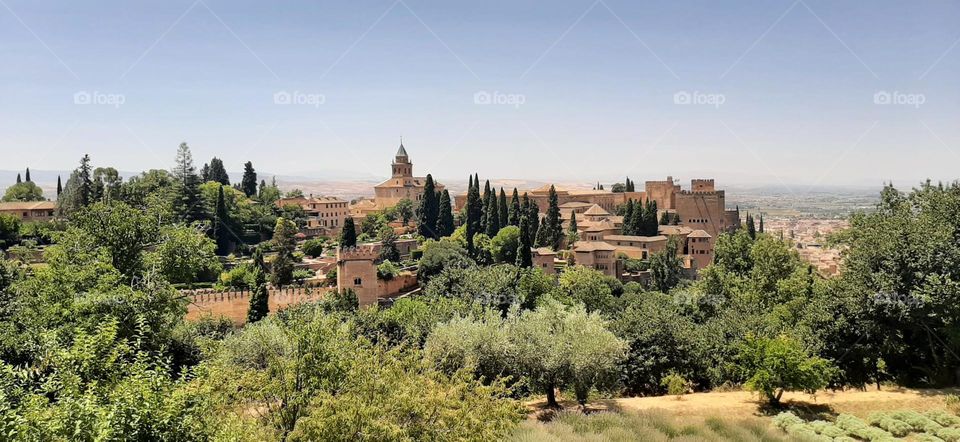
[353,277,362,286]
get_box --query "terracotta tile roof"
[573,241,617,252]
[0,201,55,211]
[603,234,667,242]
[583,204,610,216]
[688,229,712,238]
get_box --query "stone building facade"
[351,142,445,217]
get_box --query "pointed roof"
[395,141,408,158]
[583,204,610,216]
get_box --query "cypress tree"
[417,174,439,239]
[746,212,757,239]
[485,186,499,236]
[340,217,358,247]
[508,188,521,226]
[672,213,680,225]
[622,200,634,235]
[629,199,644,236]
[545,185,562,250]
[660,211,671,225]
[436,189,454,237]
[480,180,491,234]
[24,168,30,182]
[643,200,658,235]
[527,196,540,247]
[465,174,483,253]
[251,246,266,274]
[568,211,578,233]
[56,175,62,197]
[208,157,229,185]
[759,214,765,233]
[247,268,269,323]
[214,185,231,255]
[200,163,210,182]
[534,220,548,248]
[498,188,508,229]
[271,218,296,287]
[516,213,533,268]
[241,161,258,197]
[258,179,267,198]
[15,173,21,184]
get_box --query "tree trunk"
[545,384,559,408]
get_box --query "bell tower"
[392,138,412,178]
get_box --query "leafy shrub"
[836,414,896,441]
[301,238,326,258]
[928,410,960,427]
[808,420,846,437]
[660,372,691,398]
[772,411,804,430]
[915,434,947,442]
[937,428,960,442]
[891,410,943,433]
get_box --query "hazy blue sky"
[1,0,957,186]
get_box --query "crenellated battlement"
[337,244,380,261]
[690,179,715,192]
[679,189,724,197]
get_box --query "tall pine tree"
[56,175,62,198]
[436,189,455,237]
[173,143,204,222]
[24,168,30,182]
[417,174,439,239]
[759,213,765,233]
[241,161,258,197]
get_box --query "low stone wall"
[377,273,419,298]
[185,286,331,324]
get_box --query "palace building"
[350,142,444,217]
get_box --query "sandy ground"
[610,387,959,421]
[526,387,959,422]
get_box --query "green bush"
[659,372,691,398]
[891,410,943,433]
[928,410,960,427]
[937,427,960,442]
[772,411,803,430]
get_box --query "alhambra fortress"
[0,143,747,322]
[226,142,741,316]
